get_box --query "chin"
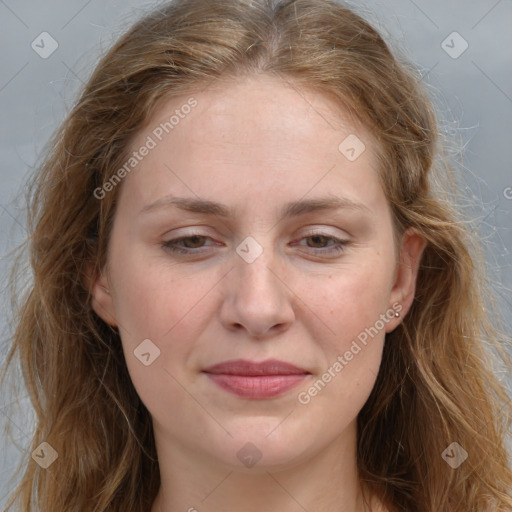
[208,426,319,472]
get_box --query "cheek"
[110,254,210,415]
[295,269,391,420]
[299,252,395,390]
[107,245,224,397]
[108,242,215,337]
[303,256,395,339]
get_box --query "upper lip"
[203,359,310,376]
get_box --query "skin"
[90,74,425,512]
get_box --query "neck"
[150,420,382,512]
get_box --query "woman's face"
[91,75,424,471]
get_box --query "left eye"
[161,233,349,256]
[297,233,349,254]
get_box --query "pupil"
[187,235,203,247]
[310,235,326,247]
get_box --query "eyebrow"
[139,194,371,220]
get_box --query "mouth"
[202,359,311,399]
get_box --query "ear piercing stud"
[395,311,400,317]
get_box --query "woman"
[2,0,511,510]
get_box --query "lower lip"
[204,373,309,399]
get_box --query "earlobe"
[84,262,118,327]
[386,228,426,331]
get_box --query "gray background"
[1,0,511,507]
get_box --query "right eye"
[161,234,217,255]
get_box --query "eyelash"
[161,231,349,256]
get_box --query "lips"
[202,359,311,399]
[202,358,310,376]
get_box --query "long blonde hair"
[2,0,511,510]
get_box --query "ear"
[385,228,426,333]
[84,262,118,327]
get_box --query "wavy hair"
[2,0,511,510]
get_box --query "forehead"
[117,74,386,217]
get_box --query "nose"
[218,240,296,339]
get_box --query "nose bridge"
[219,232,295,337]
[233,233,284,301]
